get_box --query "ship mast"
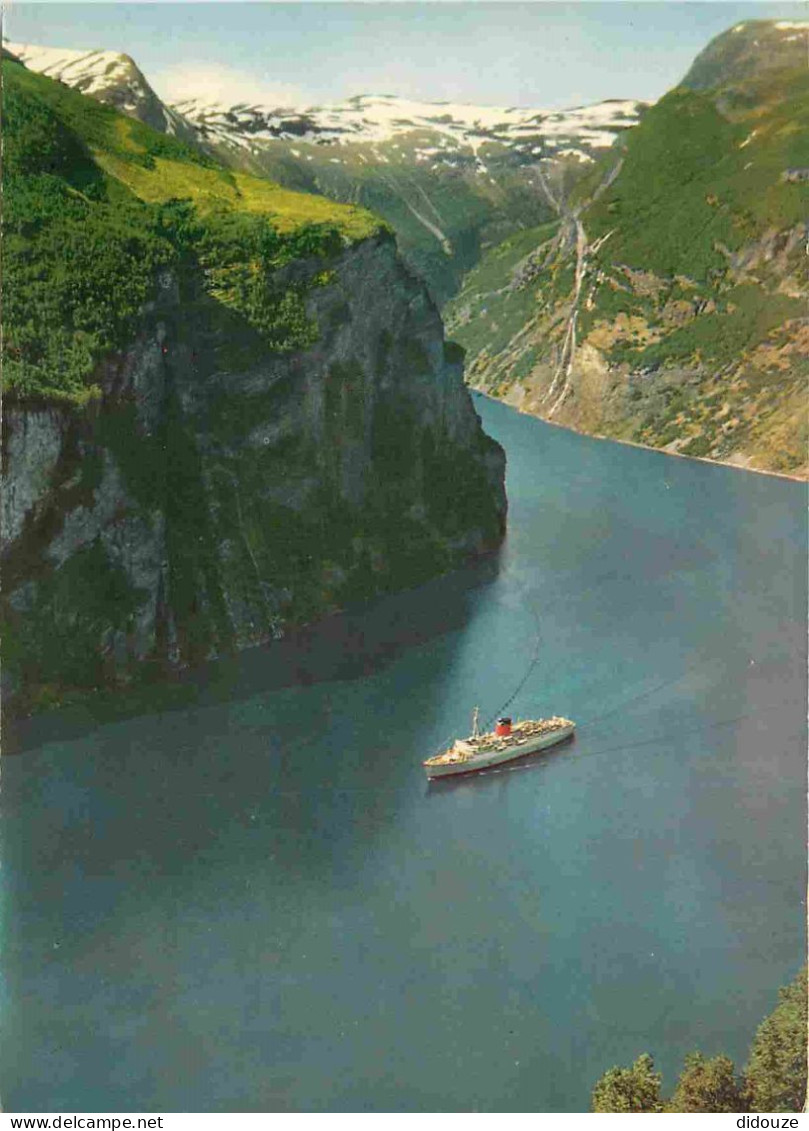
[472,705,480,738]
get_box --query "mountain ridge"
[681,18,808,91]
[171,89,642,163]
[6,39,642,162]
[5,39,198,141]
[4,37,643,301]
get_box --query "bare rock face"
[1,232,506,706]
[2,408,67,546]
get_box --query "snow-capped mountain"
[3,37,643,301]
[4,40,196,141]
[174,92,643,165]
[179,90,644,299]
[5,38,642,166]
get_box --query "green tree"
[669,1052,745,1112]
[591,1053,664,1112]
[744,967,807,1113]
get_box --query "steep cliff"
[446,21,809,476]
[1,60,505,710]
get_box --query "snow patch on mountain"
[5,39,196,140]
[174,92,643,161]
[6,38,643,168]
[5,41,134,92]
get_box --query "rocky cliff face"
[2,232,506,708]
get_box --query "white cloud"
[152,61,309,109]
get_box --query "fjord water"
[3,396,806,1113]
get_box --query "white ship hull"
[424,720,575,779]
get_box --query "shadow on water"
[4,548,503,755]
[0,547,507,1070]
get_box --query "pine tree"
[669,1051,745,1112]
[591,1053,663,1112]
[744,967,807,1113]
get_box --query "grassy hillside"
[2,59,382,404]
[446,220,560,367]
[448,22,809,475]
[228,138,558,305]
[681,18,808,91]
[576,62,808,469]
[584,73,808,281]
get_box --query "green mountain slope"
[221,138,557,306]
[164,93,641,304]
[447,21,809,476]
[681,18,808,91]
[2,58,381,404]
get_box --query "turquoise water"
[3,396,806,1112]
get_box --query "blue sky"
[5,3,808,108]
